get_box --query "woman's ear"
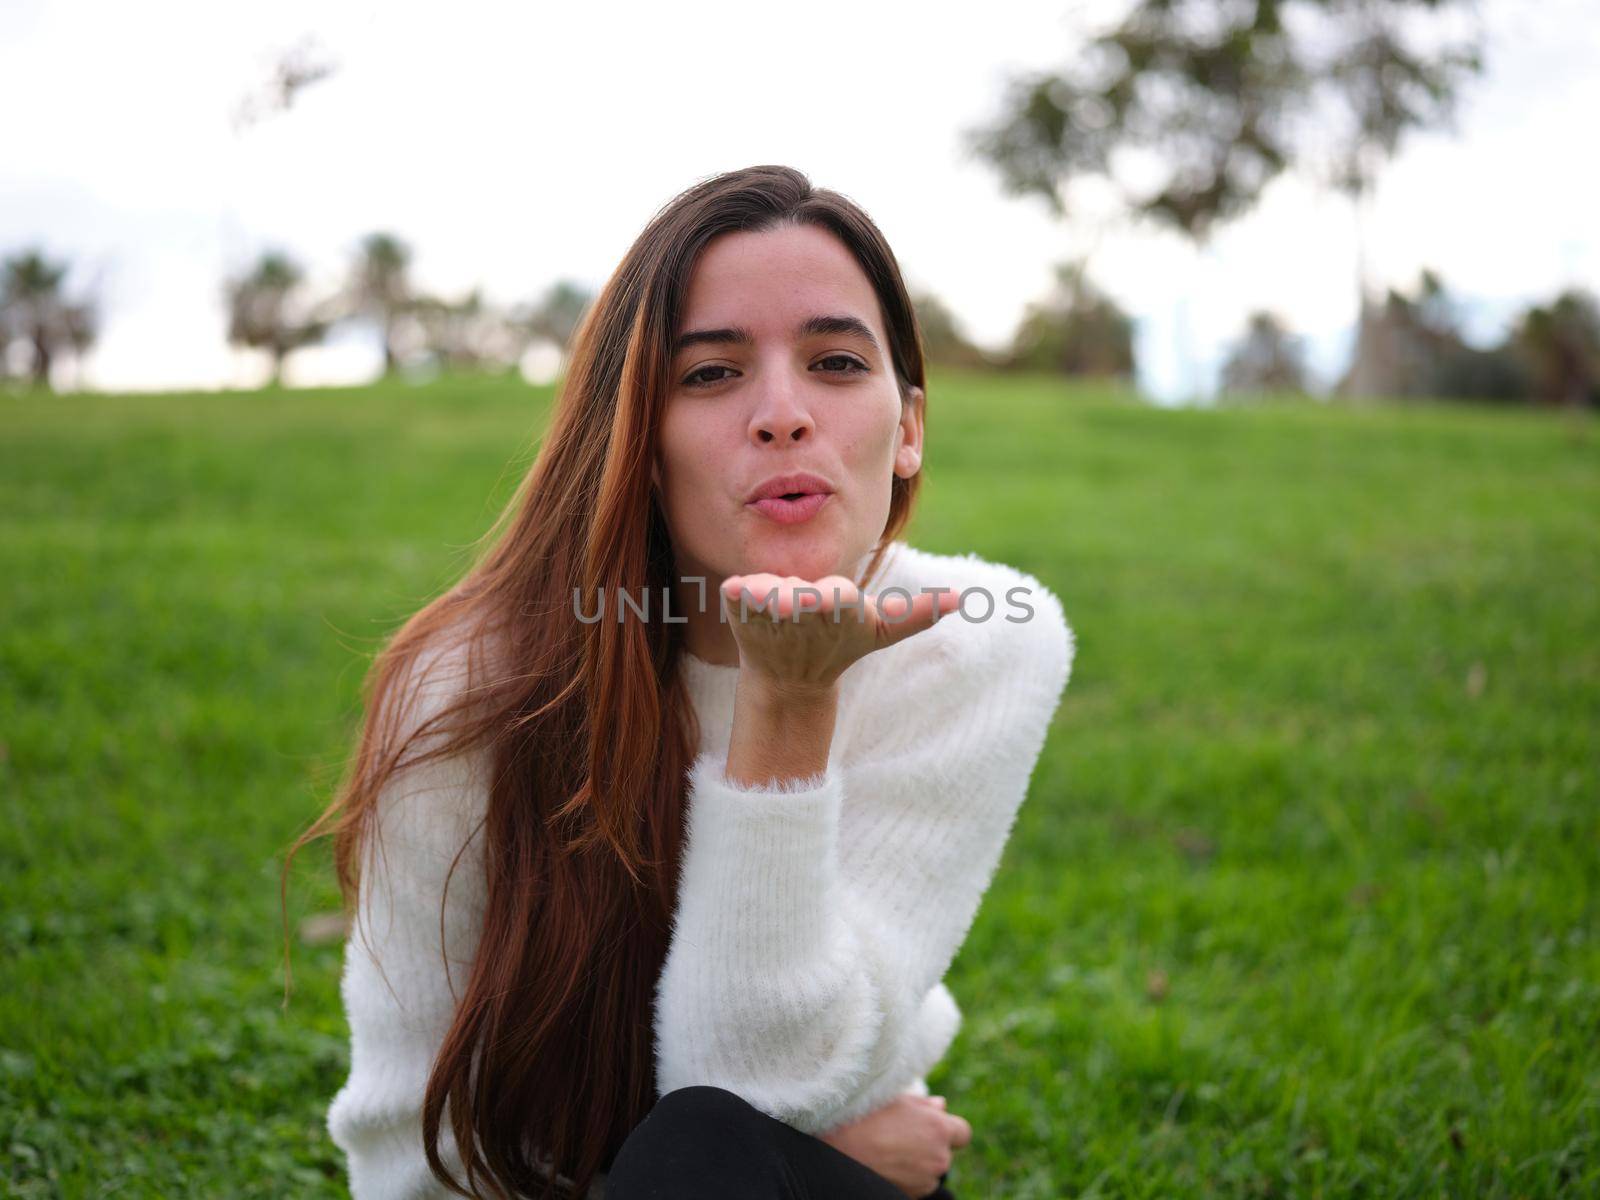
[894,385,925,479]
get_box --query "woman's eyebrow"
[672,314,881,355]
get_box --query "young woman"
[289,164,1075,1200]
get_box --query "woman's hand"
[718,573,959,789]
[719,572,959,694]
[819,1093,973,1198]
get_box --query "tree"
[0,249,100,390]
[1337,269,1526,402]
[1512,289,1600,409]
[1008,261,1136,378]
[968,0,1480,239]
[230,35,338,132]
[512,280,594,360]
[910,290,991,368]
[224,251,332,386]
[409,288,525,373]
[1221,310,1309,395]
[965,0,1484,396]
[348,232,413,374]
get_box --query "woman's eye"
[815,354,868,375]
[682,364,737,388]
[681,356,867,389]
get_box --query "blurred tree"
[512,280,595,361]
[1512,289,1600,409]
[224,251,332,387]
[231,35,338,132]
[967,0,1480,242]
[1221,310,1309,395]
[0,249,100,390]
[966,0,1483,398]
[409,288,525,373]
[1337,269,1526,402]
[60,303,99,387]
[349,232,414,374]
[410,291,481,371]
[1008,261,1136,378]
[910,289,991,368]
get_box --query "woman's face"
[654,222,924,593]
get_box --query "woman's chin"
[739,530,853,581]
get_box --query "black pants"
[606,1086,956,1200]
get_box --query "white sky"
[3,0,1597,403]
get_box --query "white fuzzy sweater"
[326,541,1075,1198]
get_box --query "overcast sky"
[4,0,1596,402]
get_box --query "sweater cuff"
[673,749,844,971]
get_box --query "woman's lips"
[746,492,832,524]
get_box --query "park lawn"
[1,369,1595,1198]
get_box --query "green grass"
[2,370,1596,1197]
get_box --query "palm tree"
[350,232,412,374]
[1,249,99,389]
[224,251,330,386]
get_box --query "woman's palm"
[719,572,959,689]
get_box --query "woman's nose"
[748,377,815,445]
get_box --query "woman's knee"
[647,1085,766,1130]
[606,1086,789,1197]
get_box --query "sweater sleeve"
[652,566,1075,1135]
[325,641,493,1199]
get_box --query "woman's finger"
[723,574,784,617]
[874,585,959,648]
[945,1114,973,1149]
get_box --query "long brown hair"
[283,164,929,1199]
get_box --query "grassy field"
[2,370,1595,1197]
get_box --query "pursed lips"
[743,475,835,525]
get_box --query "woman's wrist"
[741,666,841,712]
[724,670,839,788]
